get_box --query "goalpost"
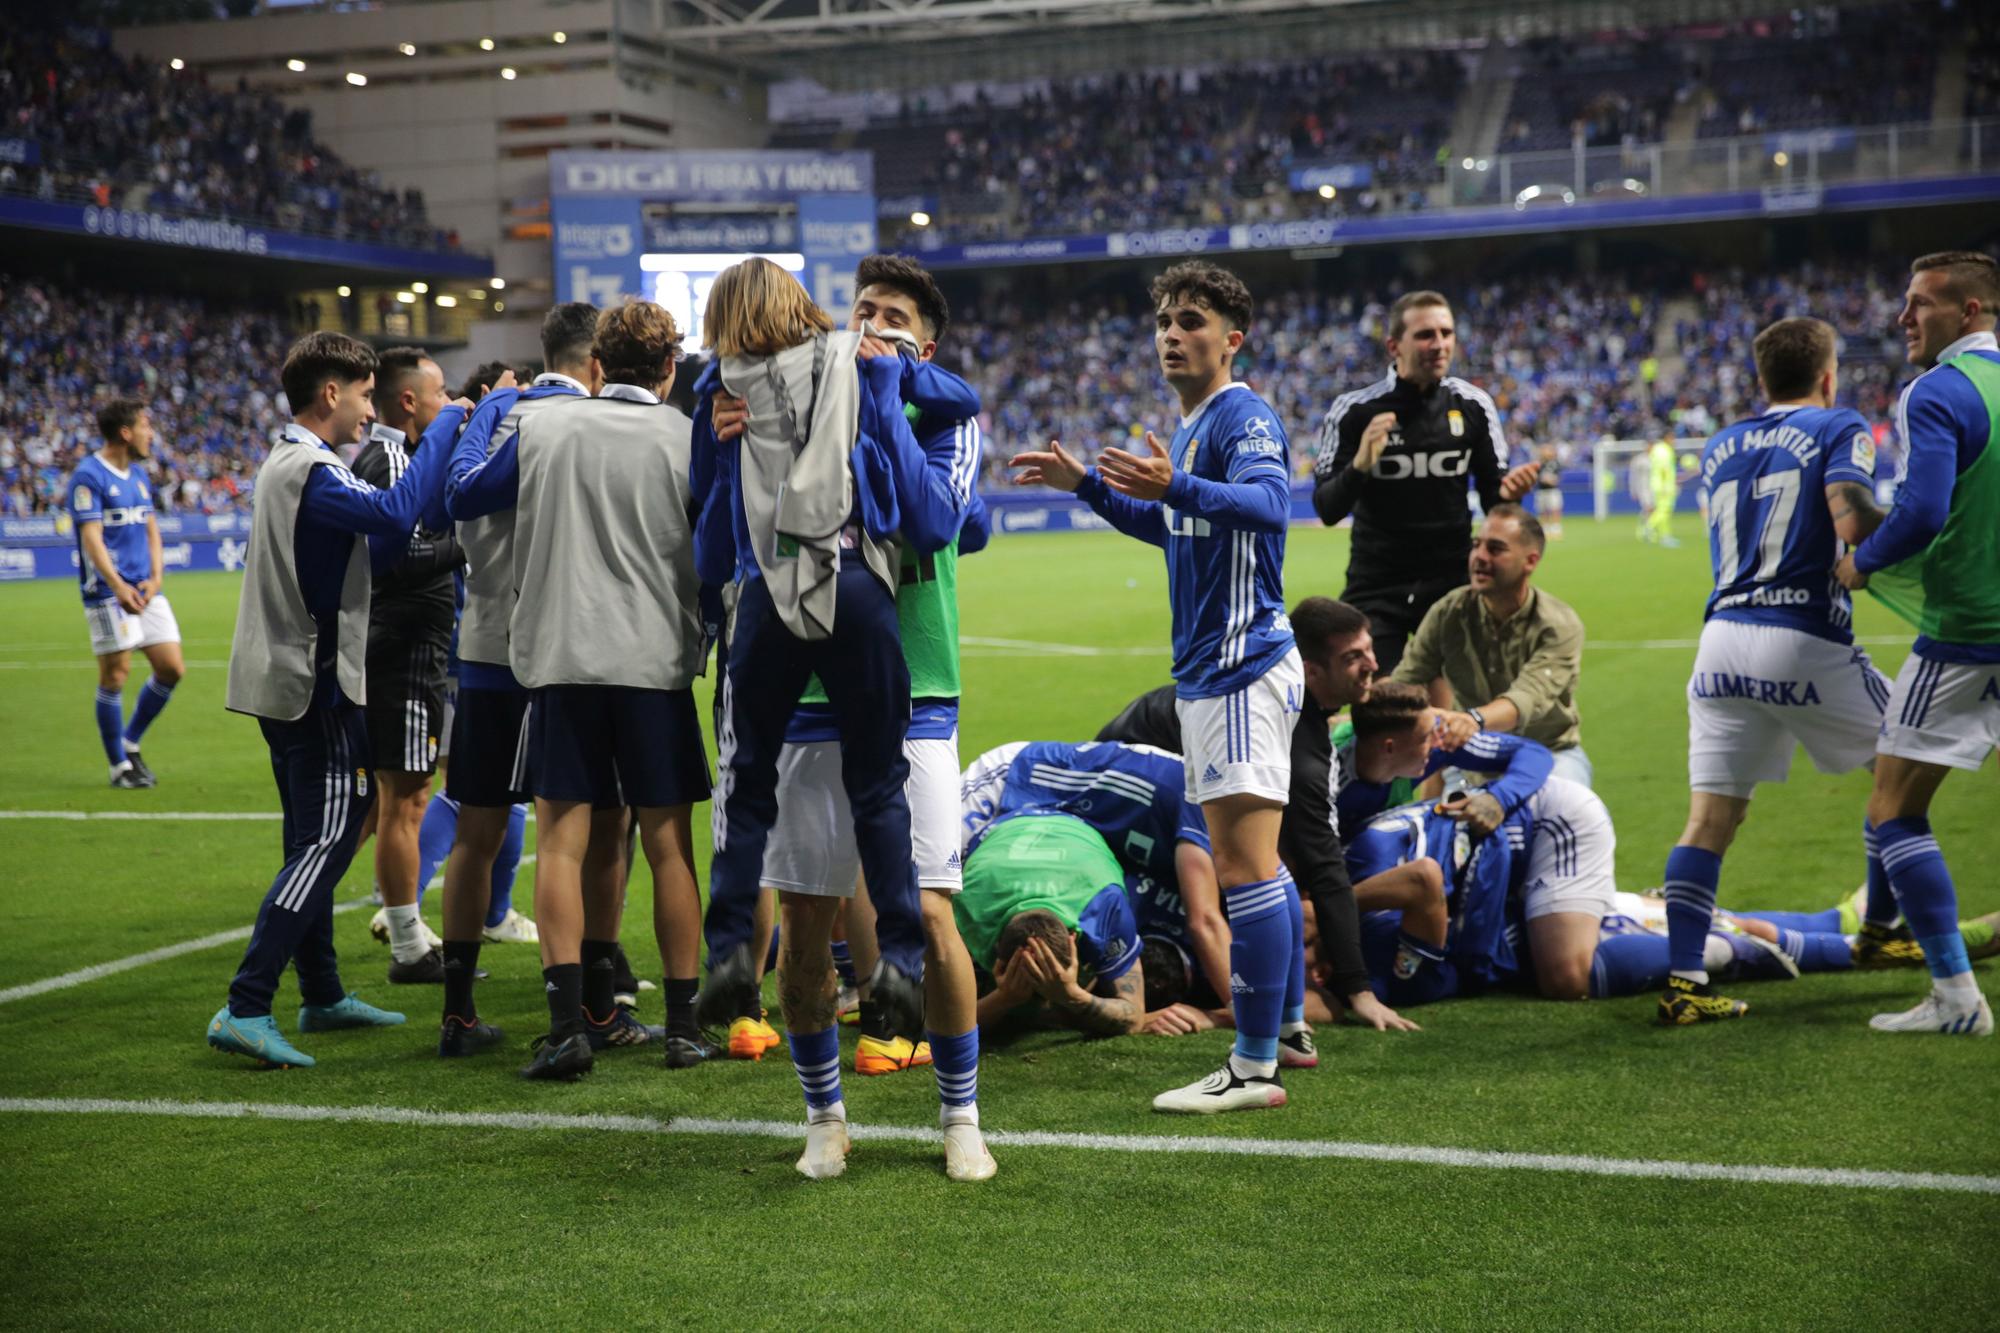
[1586,438,1708,523]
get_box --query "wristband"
[1466,708,1485,730]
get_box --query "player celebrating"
[68,399,184,788]
[1011,260,1304,1115]
[207,333,463,1068]
[1656,317,1891,1024]
[1835,251,2000,1037]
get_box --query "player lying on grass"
[954,812,1147,1039]
[1338,682,1603,998]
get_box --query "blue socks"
[1877,817,1966,980]
[1662,845,1723,980]
[123,677,174,750]
[1223,870,1296,1075]
[1792,931,1854,974]
[830,939,857,989]
[1861,821,1899,927]
[94,687,125,767]
[489,802,527,926]
[415,794,458,907]
[1282,876,1307,1031]
[1590,933,1671,997]
[927,1027,979,1127]
[414,798,526,923]
[788,1026,843,1121]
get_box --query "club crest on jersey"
[1447,409,1465,437]
[355,768,370,797]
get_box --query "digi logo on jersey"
[1373,449,1470,479]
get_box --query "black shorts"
[445,684,531,806]
[527,684,711,809]
[363,640,449,775]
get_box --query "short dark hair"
[1350,680,1430,741]
[995,908,1074,971]
[856,253,950,344]
[371,345,430,410]
[1291,596,1370,666]
[1388,290,1452,340]
[1912,251,2000,309]
[1485,501,1547,553]
[540,301,600,371]
[457,360,515,402]
[593,301,683,387]
[281,331,377,412]
[1139,937,1190,1011]
[1149,260,1253,334]
[1752,317,1837,402]
[97,398,148,443]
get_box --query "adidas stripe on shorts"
[84,594,180,657]
[762,733,963,896]
[1876,653,2000,773]
[1518,775,1616,922]
[1174,647,1303,805]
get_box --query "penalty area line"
[0,1097,1993,1196]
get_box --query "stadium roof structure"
[640,0,1908,86]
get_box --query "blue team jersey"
[67,454,154,603]
[1164,383,1296,698]
[1346,802,1521,997]
[963,740,1210,881]
[1700,404,1875,644]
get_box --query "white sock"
[1669,969,1708,986]
[385,903,427,963]
[809,1099,847,1126]
[1935,972,1980,1004]
[1228,1053,1278,1081]
[941,1102,979,1130]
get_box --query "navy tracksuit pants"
[706,564,922,978]
[226,702,374,1018]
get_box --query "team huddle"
[64,246,1999,1182]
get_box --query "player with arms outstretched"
[1011,260,1304,1115]
[1656,317,1892,1024]
[1835,251,2000,1037]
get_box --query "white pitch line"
[0,855,537,1006]
[0,1097,1992,1196]
[0,810,283,821]
[959,635,1158,657]
[1590,635,1909,651]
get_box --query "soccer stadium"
[2,0,1997,1324]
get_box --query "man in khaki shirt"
[1391,503,1592,786]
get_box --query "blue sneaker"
[207,1006,315,1068]
[299,993,407,1032]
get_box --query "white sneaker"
[943,1122,997,1182]
[482,909,540,944]
[1869,990,1993,1036]
[835,985,860,1022]
[796,1116,851,1180]
[369,908,390,944]
[1152,1064,1287,1115]
[420,917,443,951]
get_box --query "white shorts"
[1175,648,1304,805]
[763,732,963,896]
[84,594,180,657]
[1877,655,2000,773]
[1686,620,1890,798]
[1521,775,1616,922]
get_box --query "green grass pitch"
[1,520,1996,1330]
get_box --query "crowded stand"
[0,260,1927,517]
[0,275,288,517]
[0,30,457,252]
